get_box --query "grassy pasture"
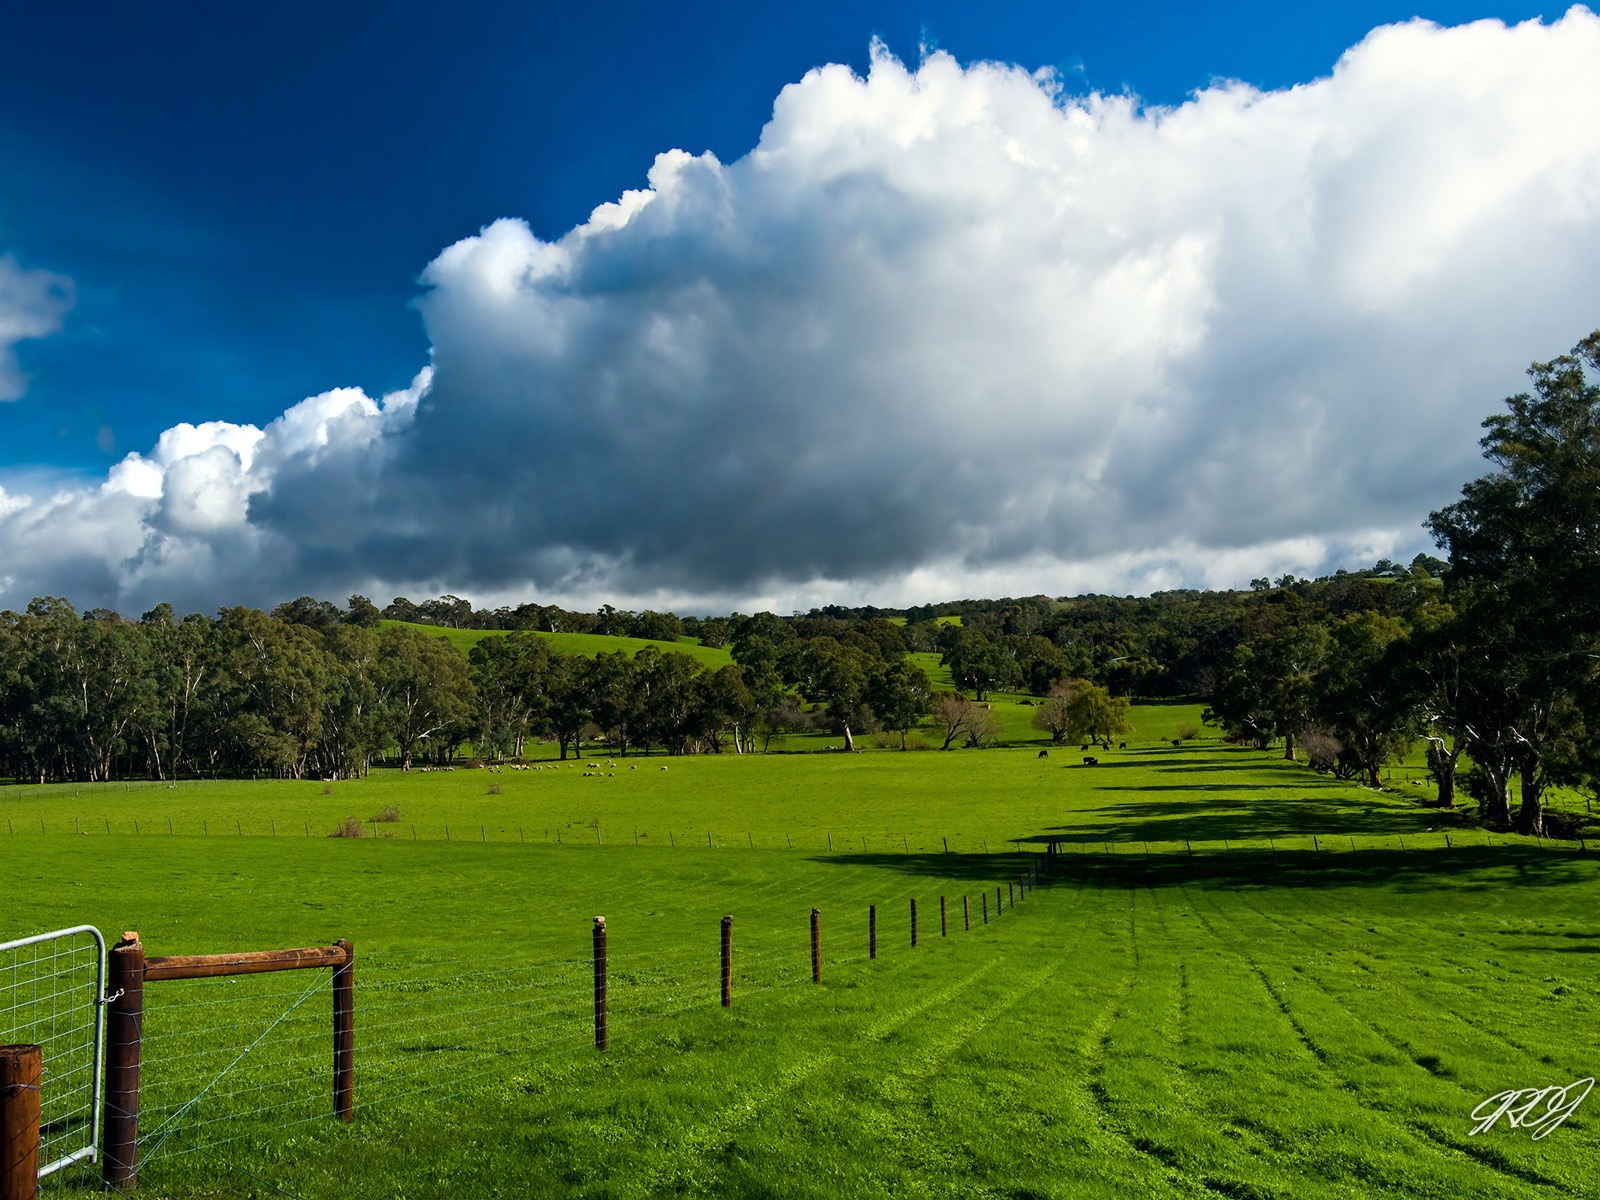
[5,737,1599,1198]
[380,619,734,669]
[0,713,1497,857]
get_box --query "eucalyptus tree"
[469,631,553,760]
[867,659,933,749]
[1311,611,1416,790]
[373,622,475,771]
[691,664,757,753]
[1426,330,1600,834]
[139,603,214,780]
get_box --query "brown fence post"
[940,896,947,937]
[593,917,608,1050]
[720,916,733,1008]
[103,933,144,1191]
[963,895,970,931]
[332,940,354,1122]
[1,1045,41,1200]
[869,905,877,960]
[910,899,918,947]
[810,908,821,984]
[982,893,988,924]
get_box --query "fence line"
[20,857,1048,1194]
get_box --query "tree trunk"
[841,724,855,753]
[1425,738,1458,808]
[1514,760,1545,836]
[1283,730,1297,761]
[1477,760,1511,826]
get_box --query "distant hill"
[379,620,735,669]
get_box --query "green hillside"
[380,620,734,669]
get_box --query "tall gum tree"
[1427,330,1600,835]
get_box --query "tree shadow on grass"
[1028,794,1467,841]
[812,844,1595,893]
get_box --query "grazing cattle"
[1172,738,1182,747]
[1118,741,1127,750]
[1082,755,1099,766]
[1038,750,1049,759]
[1080,744,1089,751]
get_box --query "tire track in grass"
[1222,885,1557,1056]
[1063,886,1251,1199]
[1220,885,1559,1073]
[858,872,1114,1195]
[1096,886,1356,1200]
[867,956,1067,1198]
[1216,890,1592,1194]
[1224,883,1587,1085]
[1142,887,1351,1199]
[633,959,1003,1197]
[1185,884,1573,1196]
[630,863,1085,1197]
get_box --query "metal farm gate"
[0,926,106,1180]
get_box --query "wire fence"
[5,861,1050,1196]
[0,926,104,1181]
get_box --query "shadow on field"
[804,851,1043,883]
[814,845,1594,892]
[1034,795,1460,841]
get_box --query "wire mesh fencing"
[3,859,1053,1196]
[0,925,104,1185]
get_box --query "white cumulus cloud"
[4,9,1600,613]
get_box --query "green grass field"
[380,620,735,669]
[5,728,1598,1198]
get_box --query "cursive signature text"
[1469,1077,1594,1140]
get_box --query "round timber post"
[0,1045,42,1200]
[103,933,145,1191]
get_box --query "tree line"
[3,332,1594,835]
[1204,331,1600,838]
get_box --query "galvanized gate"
[0,926,106,1178]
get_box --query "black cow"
[1082,755,1099,766]
[1037,749,1049,759]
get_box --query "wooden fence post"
[869,905,877,960]
[982,893,989,924]
[332,940,354,1121]
[940,896,947,937]
[910,899,918,947]
[720,916,733,1008]
[963,895,970,931]
[810,908,821,984]
[1,1045,41,1200]
[103,934,145,1191]
[592,918,608,1051]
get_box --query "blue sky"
[1,2,1594,613]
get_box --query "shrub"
[488,784,503,795]
[329,817,365,838]
[1175,723,1200,741]
[371,805,402,823]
